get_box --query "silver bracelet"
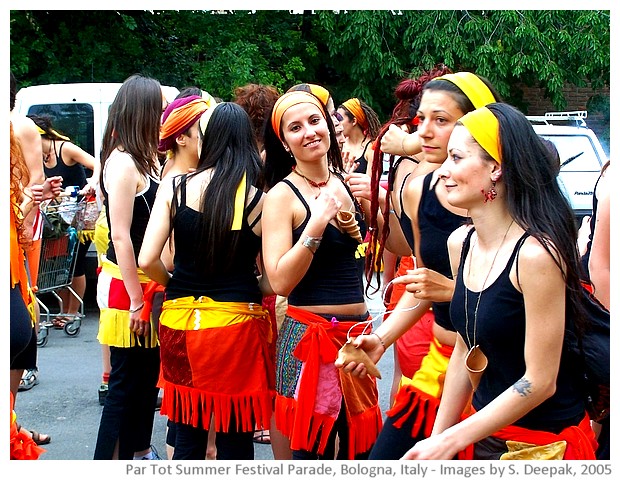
[302,235,322,254]
[129,303,144,314]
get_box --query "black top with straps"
[166,174,263,303]
[284,178,365,306]
[101,171,158,265]
[451,229,584,432]
[353,141,371,174]
[43,141,88,189]
[417,173,466,332]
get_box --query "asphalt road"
[14,282,394,461]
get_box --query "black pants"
[293,400,370,460]
[93,344,160,459]
[368,406,422,460]
[172,419,254,460]
[10,285,34,366]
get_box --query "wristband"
[302,235,322,254]
[129,303,144,314]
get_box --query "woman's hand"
[129,305,150,337]
[334,333,385,377]
[394,267,455,303]
[309,189,342,225]
[380,124,408,155]
[344,172,372,202]
[342,150,358,174]
[401,433,456,460]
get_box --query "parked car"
[527,111,607,221]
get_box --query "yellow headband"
[271,91,326,141]
[437,72,495,109]
[36,125,70,141]
[342,98,369,131]
[459,107,501,163]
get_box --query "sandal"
[18,367,39,391]
[52,317,68,330]
[30,430,52,446]
[253,429,271,445]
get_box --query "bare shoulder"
[515,234,564,280]
[447,224,473,252]
[264,179,295,205]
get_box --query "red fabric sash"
[276,306,382,458]
[458,408,597,460]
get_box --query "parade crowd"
[10,67,609,461]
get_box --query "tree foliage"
[10,10,609,117]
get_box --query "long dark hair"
[365,66,453,290]
[175,102,263,273]
[263,95,343,190]
[100,74,162,179]
[484,102,586,332]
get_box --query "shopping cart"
[36,197,87,347]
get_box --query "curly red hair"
[10,123,31,247]
[233,83,280,146]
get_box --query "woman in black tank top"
[341,72,501,460]
[262,90,381,460]
[93,74,164,461]
[404,103,597,460]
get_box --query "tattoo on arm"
[512,377,533,397]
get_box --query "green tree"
[10,10,609,118]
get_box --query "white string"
[345,277,422,341]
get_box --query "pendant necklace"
[464,220,514,374]
[292,165,330,198]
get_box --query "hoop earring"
[482,181,497,203]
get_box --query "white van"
[15,82,179,162]
[15,82,180,281]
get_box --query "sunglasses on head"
[331,111,344,122]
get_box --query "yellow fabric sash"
[399,337,451,398]
[160,295,270,337]
[231,172,246,231]
[460,106,502,163]
[101,256,151,283]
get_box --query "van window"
[540,134,605,172]
[28,103,95,157]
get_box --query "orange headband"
[159,97,212,151]
[342,98,369,131]
[271,91,326,141]
[459,106,501,163]
[307,84,330,106]
[436,72,495,109]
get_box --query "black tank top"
[353,141,371,174]
[102,171,158,264]
[165,175,263,303]
[418,173,466,331]
[452,229,585,432]
[580,172,603,283]
[284,179,365,306]
[43,142,87,189]
[395,171,415,250]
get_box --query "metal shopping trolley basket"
[35,197,87,347]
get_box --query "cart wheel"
[64,321,81,337]
[37,328,49,347]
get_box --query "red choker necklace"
[292,166,330,188]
